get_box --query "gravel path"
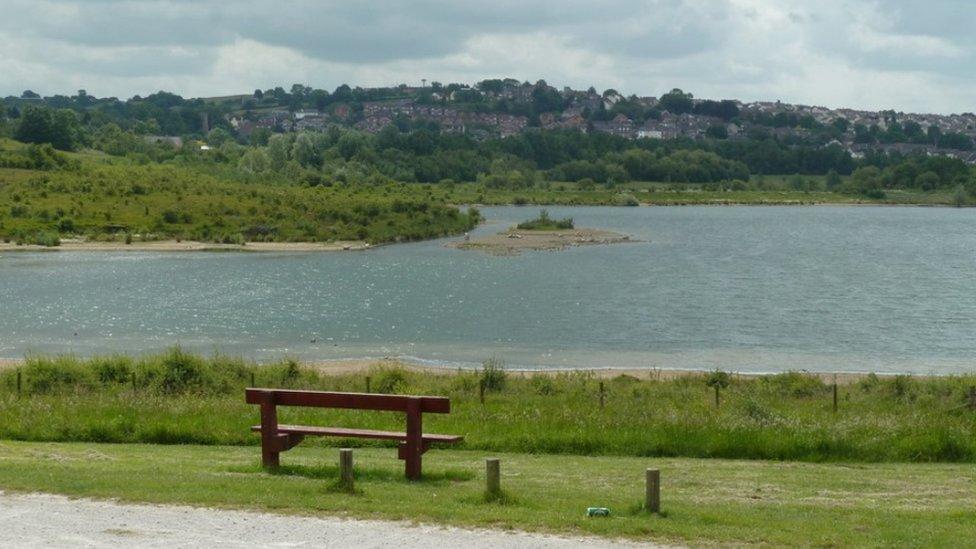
[0,492,672,548]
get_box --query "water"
[2,206,975,375]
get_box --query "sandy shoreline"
[0,356,920,385]
[0,239,371,253]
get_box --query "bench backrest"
[245,388,451,413]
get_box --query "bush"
[157,348,209,393]
[373,367,408,394]
[480,357,507,392]
[516,209,573,231]
[32,231,60,247]
[613,193,640,206]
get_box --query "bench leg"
[260,395,280,470]
[404,399,422,480]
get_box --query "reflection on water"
[1,205,976,374]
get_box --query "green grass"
[1,351,975,463]
[0,440,973,546]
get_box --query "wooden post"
[968,386,976,411]
[404,397,423,480]
[131,372,137,392]
[339,448,354,492]
[832,383,838,413]
[486,458,501,497]
[366,376,371,393]
[250,372,255,387]
[599,381,605,409]
[479,379,485,405]
[16,370,21,395]
[714,385,720,408]
[645,468,660,513]
[259,391,280,469]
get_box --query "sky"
[1,0,974,114]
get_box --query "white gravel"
[0,491,672,548]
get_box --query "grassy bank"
[0,440,972,546]
[1,351,974,462]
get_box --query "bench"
[245,388,463,480]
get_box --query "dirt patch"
[447,228,635,256]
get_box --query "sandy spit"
[447,228,634,256]
[0,239,370,253]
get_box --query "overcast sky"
[1,0,973,114]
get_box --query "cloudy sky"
[1,0,973,113]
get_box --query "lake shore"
[0,239,371,253]
[0,355,915,385]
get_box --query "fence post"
[486,458,500,497]
[714,385,720,408]
[832,383,838,413]
[645,468,660,513]
[968,386,976,411]
[599,381,605,409]
[16,370,22,395]
[479,379,485,405]
[366,376,371,393]
[250,372,255,387]
[131,371,137,392]
[339,448,354,492]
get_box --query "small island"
[449,210,634,255]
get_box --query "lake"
[2,205,975,375]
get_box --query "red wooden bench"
[245,388,463,480]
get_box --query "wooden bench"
[245,388,463,480]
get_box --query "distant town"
[207,79,976,164]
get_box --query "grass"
[1,351,975,463]
[0,440,973,546]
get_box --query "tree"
[21,90,40,99]
[207,127,232,147]
[15,106,80,150]
[914,171,940,191]
[658,88,694,114]
[825,169,842,190]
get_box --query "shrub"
[157,348,208,393]
[32,231,60,247]
[516,209,573,230]
[480,357,507,392]
[705,370,731,389]
[373,367,408,394]
[613,193,640,206]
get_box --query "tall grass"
[1,350,975,462]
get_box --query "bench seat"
[251,424,464,444]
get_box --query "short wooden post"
[486,458,501,497]
[250,372,255,387]
[645,468,660,513]
[968,386,976,411]
[16,370,22,395]
[131,371,137,391]
[365,376,371,393]
[339,448,354,492]
[832,383,838,413]
[599,381,605,409]
[714,385,720,408]
[479,379,485,405]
